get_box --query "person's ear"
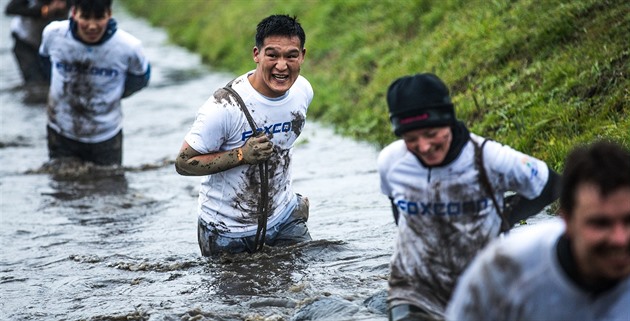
[300,48,306,61]
[253,46,260,63]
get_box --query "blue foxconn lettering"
[397,198,489,216]
[242,121,292,141]
[55,62,119,77]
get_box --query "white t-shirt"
[377,134,550,316]
[447,219,630,321]
[8,0,60,47]
[39,20,149,143]
[10,15,48,47]
[185,72,313,236]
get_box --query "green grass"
[122,0,629,171]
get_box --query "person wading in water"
[377,73,561,320]
[176,15,313,257]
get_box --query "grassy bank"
[123,0,629,170]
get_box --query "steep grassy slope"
[123,0,629,170]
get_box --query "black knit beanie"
[387,73,456,136]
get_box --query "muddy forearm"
[176,148,244,176]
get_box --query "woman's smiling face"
[402,126,453,166]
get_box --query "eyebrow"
[264,47,300,54]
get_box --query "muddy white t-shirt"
[377,134,550,316]
[40,20,149,143]
[447,219,630,321]
[185,72,313,236]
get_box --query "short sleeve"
[127,41,149,76]
[184,97,230,154]
[483,140,550,199]
[39,22,54,56]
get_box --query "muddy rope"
[473,138,511,233]
[223,81,270,252]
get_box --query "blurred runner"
[39,0,150,165]
[377,73,561,320]
[447,140,630,321]
[5,0,68,85]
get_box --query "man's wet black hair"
[73,0,112,18]
[255,15,305,49]
[560,140,630,216]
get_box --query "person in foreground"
[39,0,150,166]
[446,140,630,321]
[377,73,561,320]
[175,15,313,257]
[5,0,68,85]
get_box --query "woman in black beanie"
[377,73,561,320]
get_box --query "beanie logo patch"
[400,113,429,125]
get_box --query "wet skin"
[562,184,630,283]
[248,35,306,98]
[402,126,453,166]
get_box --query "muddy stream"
[0,3,396,320]
[0,3,555,320]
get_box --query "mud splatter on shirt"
[378,134,551,317]
[186,71,313,236]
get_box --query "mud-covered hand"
[240,134,274,164]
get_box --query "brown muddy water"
[0,3,394,321]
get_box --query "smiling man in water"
[176,15,313,257]
[447,140,630,320]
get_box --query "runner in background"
[377,73,561,320]
[447,140,630,321]
[39,0,150,166]
[5,0,68,85]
